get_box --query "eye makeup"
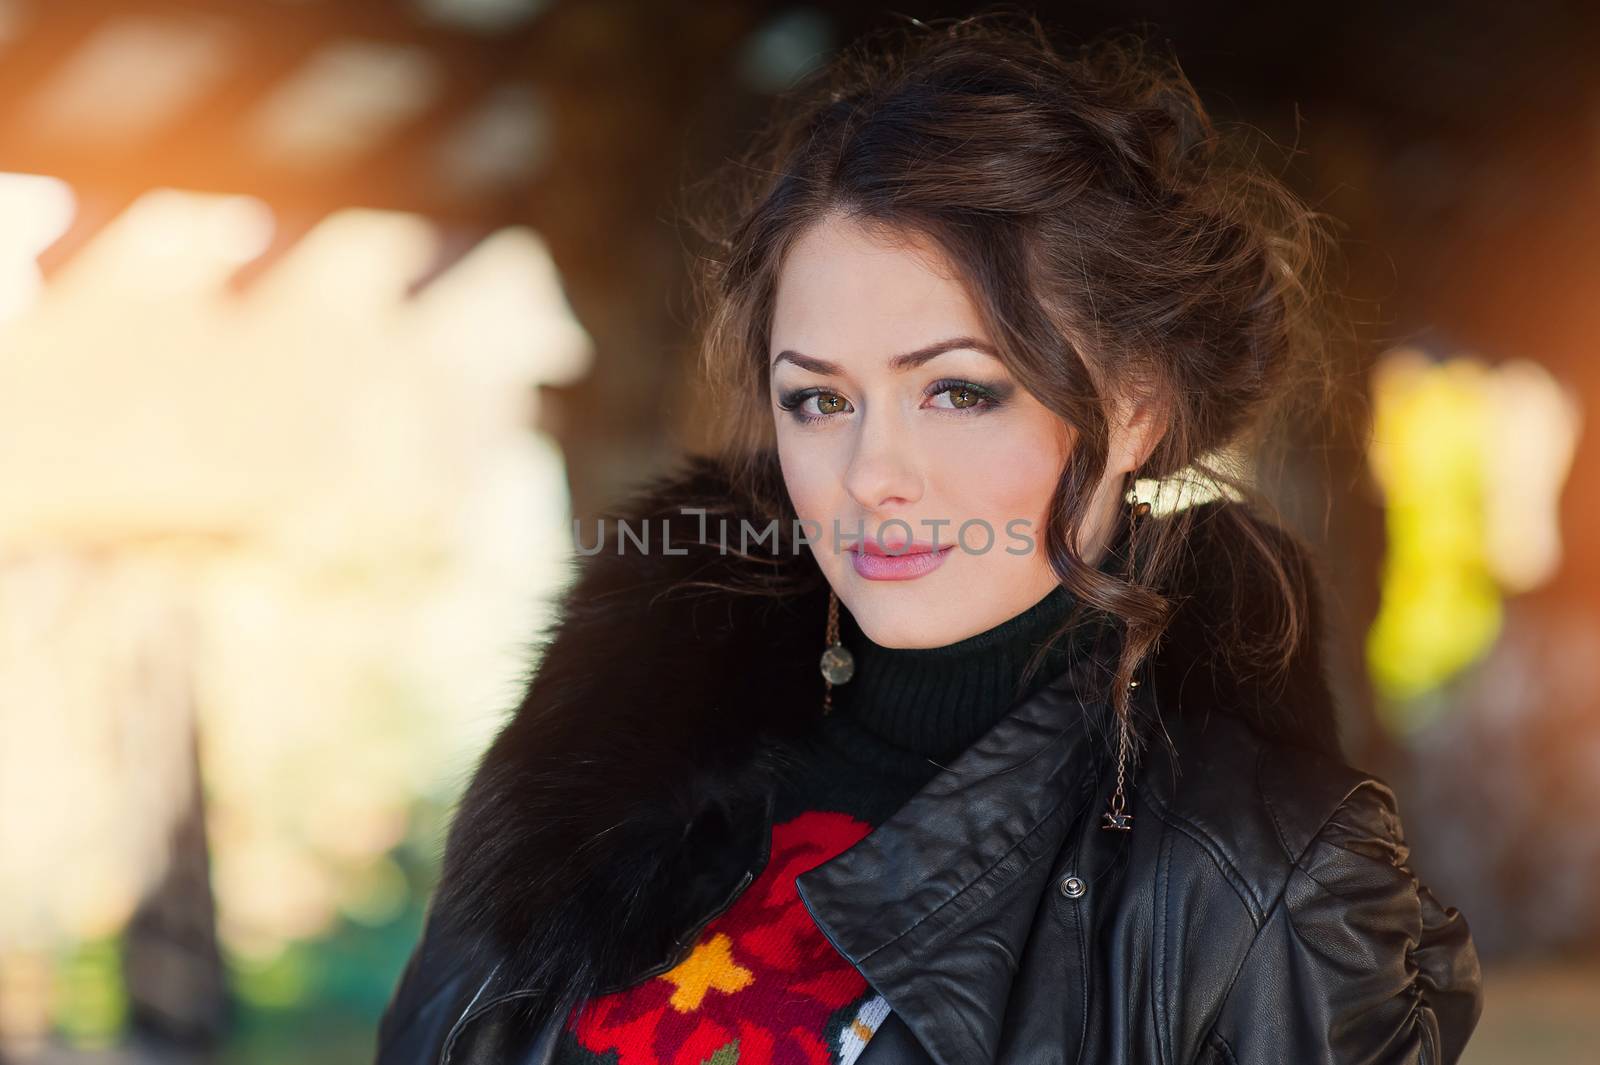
[774,377,1012,425]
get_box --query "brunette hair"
[679,11,1348,763]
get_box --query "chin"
[841,592,960,649]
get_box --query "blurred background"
[0,1,1593,1062]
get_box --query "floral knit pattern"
[552,810,891,1065]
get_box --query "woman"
[376,15,1484,1065]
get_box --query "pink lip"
[847,541,954,581]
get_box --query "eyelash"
[775,378,1006,425]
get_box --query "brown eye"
[931,383,990,411]
[816,392,846,415]
[776,386,854,423]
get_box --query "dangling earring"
[1103,475,1149,832]
[819,587,855,715]
[1101,682,1137,831]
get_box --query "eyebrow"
[771,336,999,376]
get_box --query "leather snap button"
[1059,874,1086,898]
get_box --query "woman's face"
[770,213,1129,649]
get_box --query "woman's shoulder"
[1138,707,1402,918]
[1143,710,1486,1064]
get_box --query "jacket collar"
[795,661,1113,1064]
[424,448,1343,1032]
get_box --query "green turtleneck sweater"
[550,574,1111,1065]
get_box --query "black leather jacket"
[373,453,1485,1065]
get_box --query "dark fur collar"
[424,449,1343,1020]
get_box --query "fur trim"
[423,449,1342,1018]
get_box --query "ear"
[1108,385,1171,476]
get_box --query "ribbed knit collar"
[830,567,1115,767]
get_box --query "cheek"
[968,462,1056,543]
[777,437,853,578]
[936,413,1066,524]
[776,433,840,523]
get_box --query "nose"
[842,407,922,513]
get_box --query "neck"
[833,579,1105,765]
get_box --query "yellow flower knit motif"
[661,932,754,1012]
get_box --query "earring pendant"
[1102,677,1138,831]
[820,588,853,714]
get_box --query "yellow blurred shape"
[1482,359,1581,591]
[1365,348,1579,731]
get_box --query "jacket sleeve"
[1201,779,1485,1065]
